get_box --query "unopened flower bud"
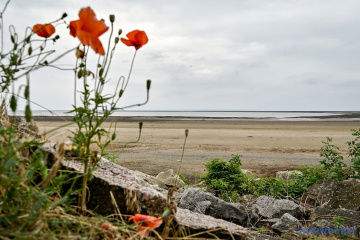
[139,122,143,130]
[77,70,82,79]
[76,49,85,59]
[61,13,68,19]
[99,68,104,77]
[114,37,119,44]
[118,29,122,35]
[146,79,151,90]
[28,46,32,56]
[55,35,60,40]
[119,89,124,98]
[185,129,189,137]
[25,105,32,122]
[109,14,115,23]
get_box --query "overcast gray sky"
[2,0,360,111]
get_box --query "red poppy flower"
[121,30,148,50]
[129,214,163,237]
[32,24,55,38]
[69,7,109,55]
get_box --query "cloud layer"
[3,0,360,111]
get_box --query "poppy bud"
[119,89,124,98]
[146,79,151,90]
[24,85,30,99]
[25,105,32,122]
[61,13,67,19]
[28,46,32,56]
[114,37,119,44]
[112,132,116,141]
[109,14,115,23]
[99,68,104,77]
[26,36,31,43]
[139,122,143,130]
[76,49,85,59]
[185,129,189,137]
[10,95,17,112]
[13,43,18,50]
[55,35,60,40]
[97,64,102,68]
[118,29,122,35]
[79,63,85,68]
[10,35,15,43]
[162,209,170,218]
[43,60,48,65]
[101,223,112,230]
[77,69,83,79]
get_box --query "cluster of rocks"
[177,177,360,239]
[42,144,360,239]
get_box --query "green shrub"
[202,154,250,201]
[347,129,360,176]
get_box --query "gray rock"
[177,188,248,226]
[311,206,332,217]
[155,169,184,188]
[331,208,360,227]
[251,196,302,220]
[249,233,278,240]
[301,179,360,210]
[197,200,212,213]
[309,207,360,237]
[176,208,253,240]
[276,170,302,180]
[271,213,302,233]
[309,219,335,229]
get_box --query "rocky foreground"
[43,143,360,239]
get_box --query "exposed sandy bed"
[35,119,360,181]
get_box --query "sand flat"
[35,119,360,180]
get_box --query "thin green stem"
[122,50,137,92]
[175,129,189,187]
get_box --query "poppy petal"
[121,38,134,47]
[126,30,140,40]
[69,20,79,37]
[69,6,108,55]
[122,30,148,50]
[33,24,55,38]
[135,31,148,46]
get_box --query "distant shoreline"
[32,112,360,122]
